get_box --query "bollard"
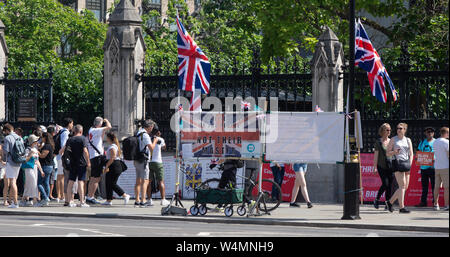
[341,162,361,220]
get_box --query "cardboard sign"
[416,151,434,166]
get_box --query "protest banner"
[360,153,444,206]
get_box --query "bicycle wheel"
[198,178,221,189]
[247,179,282,212]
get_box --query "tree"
[0,0,107,127]
[239,0,448,67]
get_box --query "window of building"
[86,0,106,22]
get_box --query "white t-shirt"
[106,144,121,160]
[433,137,449,169]
[88,127,105,159]
[137,128,151,157]
[150,137,165,163]
[56,128,70,160]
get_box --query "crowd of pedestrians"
[373,123,449,213]
[0,117,169,209]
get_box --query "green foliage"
[240,0,448,67]
[0,0,106,126]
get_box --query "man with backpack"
[86,117,111,205]
[1,123,27,208]
[55,118,76,206]
[133,119,158,207]
[62,124,91,207]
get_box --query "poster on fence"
[256,163,297,202]
[180,112,261,159]
[181,159,245,199]
[360,153,444,206]
[116,157,177,199]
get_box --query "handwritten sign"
[416,151,434,166]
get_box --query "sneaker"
[145,199,154,207]
[8,203,18,209]
[86,197,100,205]
[373,199,379,209]
[134,202,141,208]
[160,199,170,207]
[399,208,411,214]
[434,205,440,211]
[307,202,313,208]
[64,202,70,207]
[68,202,77,207]
[415,202,427,207]
[123,195,130,205]
[19,201,26,207]
[78,203,90,208]
[384,204,388,210]
[443,206,449,211]
[386,201,394,212]
[41,200,49,206]
[101,201,112,206]
[289,202,300,208]
[33,202,43,207]
[139,202,145,208]
[25,201,33,207]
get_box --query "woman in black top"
[372,123,394,209]
[38,132,55,204]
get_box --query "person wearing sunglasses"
[415,127,436,207]
[372,123,395,209]
[386,123,414,213]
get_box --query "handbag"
[392,158,411,172]
[89,140,107,168]
[119,159,128,172]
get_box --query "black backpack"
[53,129,66,155]
[122,132,147,161]
[61,143,73,170]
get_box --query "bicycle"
[190,164,282,217]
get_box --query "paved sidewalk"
[0,200,448,233]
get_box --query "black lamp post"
[341,0,361,220]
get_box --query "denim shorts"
[293,163,308,173]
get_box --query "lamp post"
[341,0,361,220]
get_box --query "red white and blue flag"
[177,16,211,94]
[355,19,398,103]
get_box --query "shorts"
[68,165,87,182]
[90,156,103,178]
[435,169,449,189]
[134,160,149,180]
[57,159,65,176]
[293,163,308,173]
[5,162,21,179]
[149,162,164,181]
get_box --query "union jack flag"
[355,19,398,103]
[177,16,211,94]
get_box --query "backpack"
[122,132,148,161]
[11,136,27,164]
[53,129,66,155]
[61,139,73,170]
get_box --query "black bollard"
[342,162,361,220]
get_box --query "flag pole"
[342,0,361,220]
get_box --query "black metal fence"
[0,66,54,134]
